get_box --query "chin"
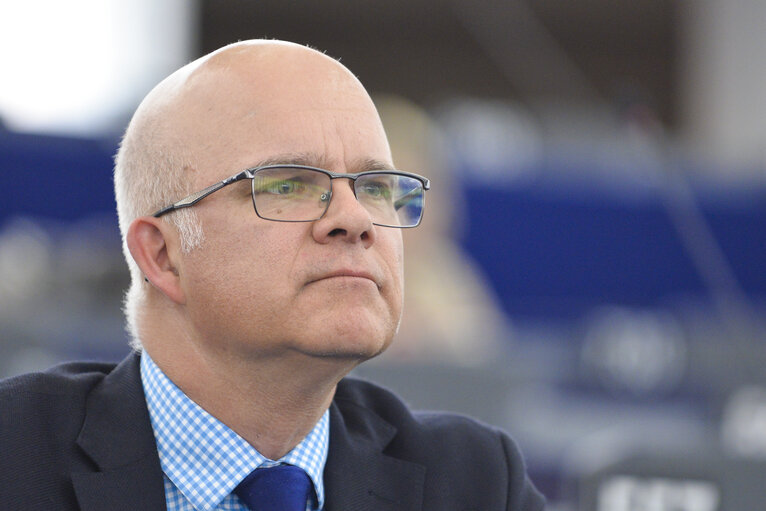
[284,298,400,362]
[295,322,394,362]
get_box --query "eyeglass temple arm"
[152,171,251,217]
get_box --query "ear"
[126,216,186,305]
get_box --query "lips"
[307,269,381,289]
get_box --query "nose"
[311,178,376,247]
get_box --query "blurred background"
[1,1,765,509]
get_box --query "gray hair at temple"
[113,95,205,350]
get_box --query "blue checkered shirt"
[140,352,329,511]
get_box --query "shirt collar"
[140,351,329,511]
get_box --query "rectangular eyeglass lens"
[392,176,423,226]
[357,174,422,227]
[252,168,330,221]
[355,174,400,226]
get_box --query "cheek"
[181,225,298,326]
[382,232,405,310]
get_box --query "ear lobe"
[126,217,186,304]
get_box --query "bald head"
[114,39,390,348]
[125,41,375,185]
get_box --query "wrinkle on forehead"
[252,153,395,173]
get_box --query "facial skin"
[181,59,404,363]
[125,41,403,456]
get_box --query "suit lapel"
[72,354,166,511]
[323,395,425,511]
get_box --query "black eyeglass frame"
[151,164,431,228]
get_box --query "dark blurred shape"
[200,0,679,126]
[576,452,764,511]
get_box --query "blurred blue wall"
[2,130,765,322]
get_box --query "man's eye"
[275,180,295,194]
[360,182,391,200]
[261,179,302,195]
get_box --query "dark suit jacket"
[0,354,544,510]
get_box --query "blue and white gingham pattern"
[140,352,329,511]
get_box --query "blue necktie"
[234,464,313,511]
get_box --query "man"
[0,40,544,510]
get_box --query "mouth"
[308,269,381,289]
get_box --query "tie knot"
[234,465,313,511]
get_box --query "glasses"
[152,164,431,228]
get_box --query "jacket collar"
[72,353,167,510]
[323,382,425,511]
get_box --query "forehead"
[177,47,392,183]
[252,152,395,173]
[239,105,388,165]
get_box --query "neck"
[142,318,357,460]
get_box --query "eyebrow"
[251,152,395,173]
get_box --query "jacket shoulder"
[0,361,117,444]
[0,361,122,509]
[0,360,117,396]
[335,377,545,510]
[336,376,514,447]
